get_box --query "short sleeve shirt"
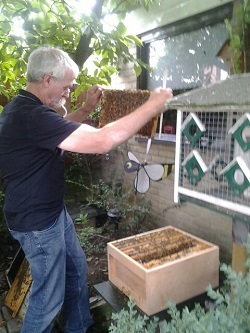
[0,89,81,231]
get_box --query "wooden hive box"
[107,226,219,316]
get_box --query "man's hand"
[85,84,102,111]
[66,85,102,122]
[148,87,173,114]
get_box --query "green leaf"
[0,0,152,105]
[100,57,109,67]
[1,21,12,35]
[134,63,142,77]
[116,22,127,36]
[126,34,143,46]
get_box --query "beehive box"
[108,226,219,315]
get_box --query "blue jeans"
[10,207,93,333]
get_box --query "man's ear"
[43,74,53,87]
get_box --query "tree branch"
[73,0,104,68]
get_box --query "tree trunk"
[74,0,105,68]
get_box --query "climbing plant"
[225,0,250,73]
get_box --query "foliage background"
[0,0,154,110]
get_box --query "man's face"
[47,70,76,109]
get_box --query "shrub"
[0,190,16,254]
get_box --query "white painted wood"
[174,110,182,203]
[178,187,250,217]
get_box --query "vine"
[225,0,250,73]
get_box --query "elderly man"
[0,45,172,333]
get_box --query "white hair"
[27,45,79,82]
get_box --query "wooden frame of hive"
[108,226,219,315]
[99,89,158,138]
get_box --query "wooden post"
[232,242,248,276]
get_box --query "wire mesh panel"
[169,74,250,220]
[176,109,250,216]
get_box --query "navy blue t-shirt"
[0,89,81,231]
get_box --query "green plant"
[225,0,250,73]
[77,226,104,256]
[65,152,152,236]
[74,213,88,225]
[65,152,104,204]
[87,174,152,235]
[65,153,103,189]
[88,176,127,212]
[109,237,250,333]
[122,195,152,235]
[0,0,154,106]
[0,189,14,253]
[109,297,159,333]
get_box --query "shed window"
[137,4,233,140]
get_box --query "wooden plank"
[94,281,128,313]
[4,258,32,317]
[232,242,248,276]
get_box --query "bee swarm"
[99,89,158,138]
[111,227,210,269]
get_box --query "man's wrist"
[78,103,92,114]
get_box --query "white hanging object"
[124,139,164,193]
[159,68,168,139]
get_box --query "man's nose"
[62,88,70,98]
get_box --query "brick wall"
[109,46,137,90]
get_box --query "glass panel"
[148,22,229,91]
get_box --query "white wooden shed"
[168,73,250,222]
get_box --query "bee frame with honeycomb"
[99,89,158,138]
